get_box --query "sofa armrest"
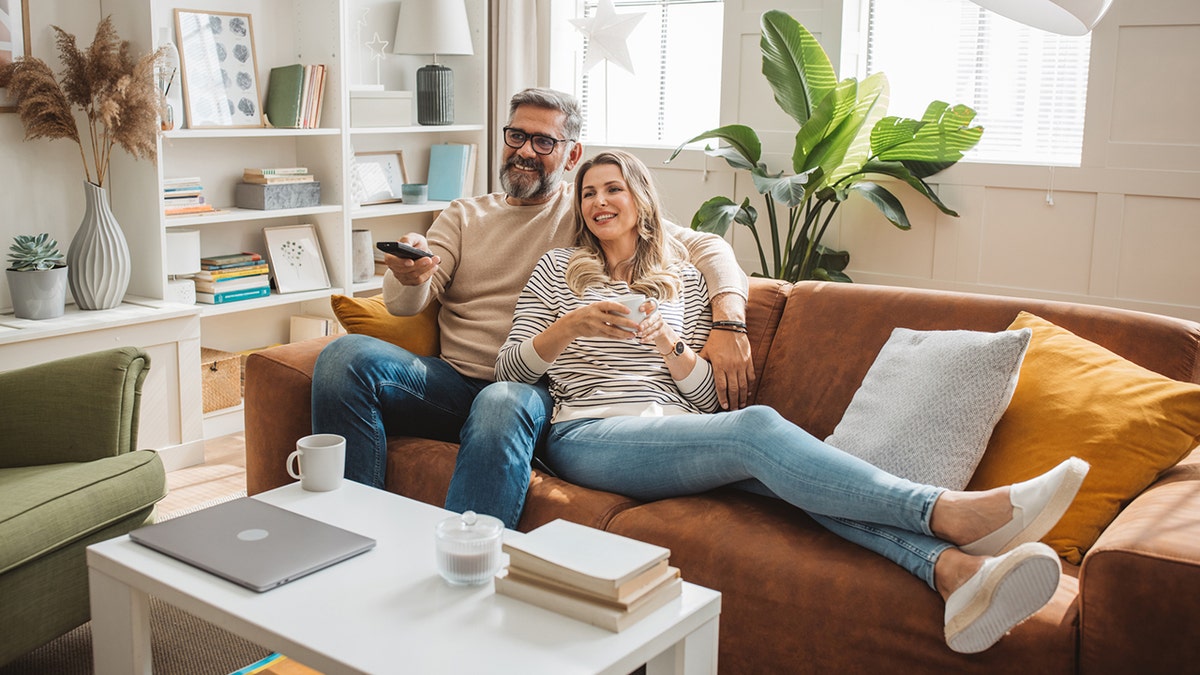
[1079,448,1200,674]
[244,337,336,494]
[0,347,149,468]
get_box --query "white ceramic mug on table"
[286,433,346,492]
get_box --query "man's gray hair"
[508,88,583,141]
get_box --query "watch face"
[673,340,685,355]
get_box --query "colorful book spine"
[195,286,271,304]
[194,264,270,281]
[200,253,263,266]
[243,167,308,176]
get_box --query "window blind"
[865,0,1092,166]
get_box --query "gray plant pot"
[6,266,68,320]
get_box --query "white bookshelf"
[57,0,494,449]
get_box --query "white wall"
[646,0,1200,323]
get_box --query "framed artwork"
[350,151,409,206]
[0,0,31,112]
[263,224,330,293]
[175,9,262,128]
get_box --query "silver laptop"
[130,497,376,592]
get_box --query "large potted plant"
[6,234,68,320]
[668,10,984,282]
[0,17,163,309]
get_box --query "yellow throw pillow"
[967,311,1200,564]
[329,294,440,357]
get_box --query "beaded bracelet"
[712,320,748,329]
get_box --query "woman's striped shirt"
[496,248,719,423]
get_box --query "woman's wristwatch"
[660,340,686,358]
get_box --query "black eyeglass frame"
[502,126,575,156]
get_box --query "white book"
[495,569,682,632]
[501,519,670,597]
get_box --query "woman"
[495,150,1088,654]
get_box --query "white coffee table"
[87,481,721,674]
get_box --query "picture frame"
[0,0,31,113]
[175,9,262,128]
[350,150,409,206]
[263,224,330,293]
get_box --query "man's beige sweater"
[383,183,747,381]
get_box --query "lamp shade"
[393,1,474,57]
[969,0,1114,35]
[165,229,201,276]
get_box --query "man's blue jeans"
[311,334,553,528]
[548,406,952,589]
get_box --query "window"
[549,0,723,148]
[861,0,1093,166]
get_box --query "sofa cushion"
[968,312,1200,564]
[0,450,166,574]
[329,294,439,356]
[825,327,1031,489]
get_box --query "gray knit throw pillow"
[825,327,1032,490]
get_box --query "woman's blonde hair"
[566,150,686,300]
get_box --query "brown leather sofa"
[244,279,1200,673]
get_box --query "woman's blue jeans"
[548,406,952,589]
[311,334,553,528]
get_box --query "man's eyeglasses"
[503,127,574,156]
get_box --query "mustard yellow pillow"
[967,311,1200,564]
[329,294,440,357]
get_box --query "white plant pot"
[6,266,68,320]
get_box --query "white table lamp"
[393,0,474,125]
[968,0,1114,35]
[165,229,201,304]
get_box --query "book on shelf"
[163,195,206,207]
[164,203,217,216]
[494,568,682,633]
[162,176,202,187]
[193,274,271,294]
[241,173,315,185]
[244,167,309,176]
[501,518,671,597]
[202,258,267,271]
[201,252,262,266]
[196,286,272,305]
[195,263,270,281]
[427,143,475,202]
[264,63,327,129]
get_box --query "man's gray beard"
[501,156,567,201]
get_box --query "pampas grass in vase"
[0,16,165,309]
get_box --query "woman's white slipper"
[944,542,1061,654]
[962,457,1089,557]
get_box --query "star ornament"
[569,0,645,74]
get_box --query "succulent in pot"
[6,233,69,320]
[8,233,66,272]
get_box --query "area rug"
[0,493,274,675]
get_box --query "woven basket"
[200,347,242,413]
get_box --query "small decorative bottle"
[156,27,181,131]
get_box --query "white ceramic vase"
[67,181,131,310]
[352,229,374,283]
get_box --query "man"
[312,88,752,528]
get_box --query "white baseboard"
[158,440,206,472]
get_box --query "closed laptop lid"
[130,497,376,592]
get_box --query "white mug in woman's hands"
[611,294,658,332]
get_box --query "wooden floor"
[157,432,249,516]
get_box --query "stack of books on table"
[162,177,216,217]
[194,253,271,304]
[495,518,682,632]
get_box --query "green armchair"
[0,347,167,665]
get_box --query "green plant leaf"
[825,72,891,187]
[690,196,756,237]
[752,169,817,208]
[862,159,959,216]
[761,10,836,127]
[793,78,858,174]
[668,124,761,167]
[850,182,911,230]
[873,102,983,177]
